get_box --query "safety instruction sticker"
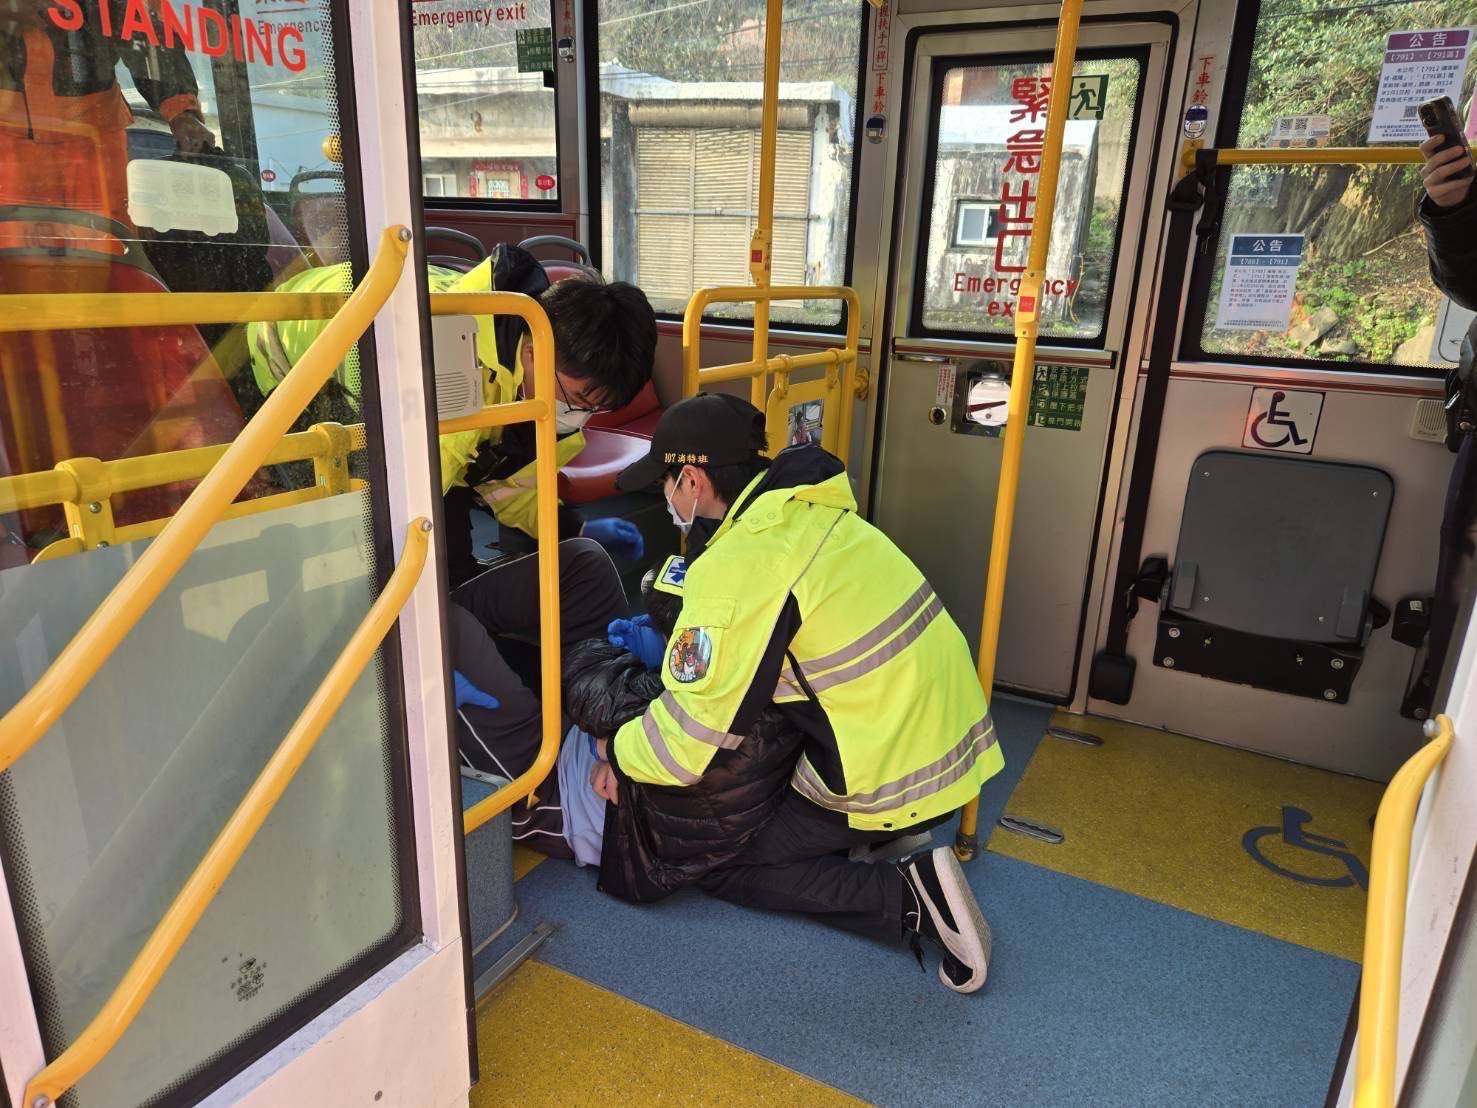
[1215,235,1305,332]
[1267,114,1331,148]
[1244,388,1323,454]
[516,26,554,71]
[1028,365,1088,431]
[1369,28,1473,143]
[1067,76,1109,120]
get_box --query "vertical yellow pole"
[956,0,1083,861]
[748,0,784,409]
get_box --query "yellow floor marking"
[512,845,546,881]
[473,960,865,1106]
[988,711,1384,961]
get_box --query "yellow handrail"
[956,0,1083,861]
[22,518,433,1108]
[0,422,368,556]
[1354,714,1456,1108]
[742,0,786,410]
[0,289,349,333]
[682,285,863,465]
[0,226,409,775]
[1182,144,1426,177]
[1214,147,1425,167]
[429,292,564,833]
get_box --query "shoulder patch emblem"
[669,627,713,683]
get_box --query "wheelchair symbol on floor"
[1249,391,1308,449]
[1242,806,1369,890]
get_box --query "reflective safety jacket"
[247,246,585,539]
[609,445,1003,831]
[2,10,202,141]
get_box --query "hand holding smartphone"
[1420,96,1475,209]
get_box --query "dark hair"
[666,456,768,509]
[639,565,684,639]
[539,277,656,411]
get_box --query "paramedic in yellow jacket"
[247,243,656,585]
[595,394,1001,994]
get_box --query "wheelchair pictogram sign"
[1244,387,1323,455]
[1242,805,1369,889]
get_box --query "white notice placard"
[1216,235,1305,332]
[1268,114,1331,148]
[1369,28,1473,143]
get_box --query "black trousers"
[1406,434,1477,717]
[699,793,944,943]
[449,538,627,856]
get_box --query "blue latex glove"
[453,670,501,711]
[582,518,645,561]
[608,614,666,669]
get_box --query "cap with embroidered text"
[616,393,767,491]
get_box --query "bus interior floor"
[472,697,1365,1106]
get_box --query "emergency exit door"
[871,16,1177,699]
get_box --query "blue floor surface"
[515,850,1356,1107]
[477,696,1359,1105]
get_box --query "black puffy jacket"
[562,638,803,903]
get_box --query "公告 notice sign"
[1369,28,1472,142]
[1215,235,1305,332]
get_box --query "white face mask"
[555,399,594,435]
[665,472,696,534]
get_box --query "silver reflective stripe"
[776,674,805,699]
[659,691,743,750]
[641,711,702,785]
[779,581,934,689]
[803,597,944,695]
[793,716,997,815]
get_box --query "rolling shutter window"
[635,125,815,302]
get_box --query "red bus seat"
[0,246,256,545]
[586,379,663,440]
[557,427,651,504]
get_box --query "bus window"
[596,0,864,327]
[1193,0,1476,370]
[412,0,560,203]
[913,53,1144,344]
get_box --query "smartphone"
[1419,96,1475,180]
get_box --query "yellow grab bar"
[0,290,349,333]
[429,292,564,834]
[0,423,367,555]
[682,285,863,465]
[956,0,1083,860]
[0,227,409,775]
[1354,714,1456,1108]
[1214,147,1425,167]
[22,518,433,1108]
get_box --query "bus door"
[867,12,1181,700]
[0,2,469,1105]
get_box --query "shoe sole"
[919,846,991,994]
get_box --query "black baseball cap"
[615,393,767,492]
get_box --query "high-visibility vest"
[246,258,584,536]
[611,464,1002,831]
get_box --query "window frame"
[411,0,564,211]
[953,199,1001,248]
[906,45,1151,349]
[1177,0,1446,379]
[583,0,873,336]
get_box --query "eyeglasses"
[557,374,611,414]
